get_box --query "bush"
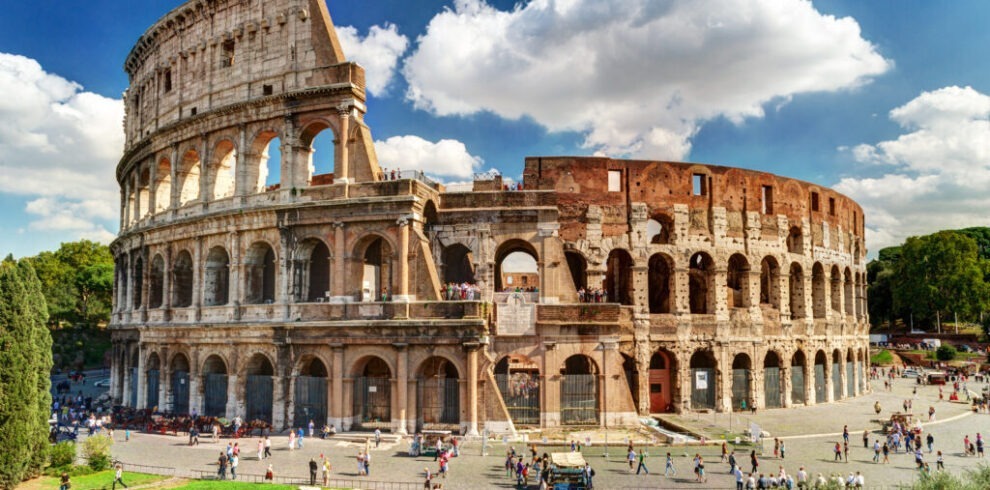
[936,345,958,361]
[49,441,76,469]
[81,434,113,471]
[871,349,894,365]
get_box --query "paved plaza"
[69,375,990,489]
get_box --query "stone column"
[394,343,409,435]
[330,222,348,302]
[464,342,481,436]
[673,267,690,315]
[825,355,835,403]
[394,217,411,302]
[805,355,815,405]
[718,348,732,412]
[330,344,344,429]
[676,351,692,413]
[169,145,179,216]
[136,345,147,409]
[124,252,134,313]
[193,238,202,320]
[225,374,239,419]
[188,370,202,416]
[272,375,285,430]
[235,124,247,203]
[335,108,350,183]
[781,363,792,408]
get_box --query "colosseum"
[109,0,870,435]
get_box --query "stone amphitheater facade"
[109,0,870,435]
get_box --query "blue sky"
[1,0,988,259]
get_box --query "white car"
[902,369,922,378]
[93,379,111,388]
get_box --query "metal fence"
[790,366,805,405]
[189,469,420,489]
[172,371,189,414]
[731,369,749,410]
[417,377,459,425]
[560,374,598,425]
[204,373,228,417]
[146,369,159,409]
[764,366,782,408]
[814,364,826,403]
[294,375,328,427]
[353,376,391,427]
[691,368,716,409]
[246,375,273,423]
[495,373,540,425]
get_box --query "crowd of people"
[576,288,609,303]
[443,282,479,301]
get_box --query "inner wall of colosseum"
[109,0,869,435]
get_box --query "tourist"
[297,427,305,449]
[728,450,737,473]
[627,446,636,472]
[750,450,759,474]
[265,464,274,482]
[584,463,595,489]
[309,457,318,485]
[375,427,382,448]
[59,472,70,490]
[772,439,779,458]
[695,455,706,483]
[882,442,890,463]
[873,440,881,462]
[722,442,729,461]
[257,439,264,460]
[862,429,869,448]
[112,464,128,490]
[322,456,332,486]
[796,466,808,489]
[936,451,945,471]
[780,440,786,460]
[264,435,272,458]
[833,442,842,462]
[365,449,372,476]
[308,420,315,438]
[733,465,744,490]
[636,448,649,475]
[357,451,366,476]
[217,452,228,480]
[664,452,676,477]
[230,453,239,480]
[288,430,296,450]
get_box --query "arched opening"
[731,354,752,411]
[171,250,193,308]
[202,355,228,417]
[442,244,475,285]
[203,246,230,306]
[352,357,392,429]
[357,236,393,301]
[727,253,750,308]
[814,351,827,403]
[830,265,842,313]
[760,257,780,308]
[812,263,826,319]
[294,239,331,302]
[648,214,674,244]
[789,263,805,318]
[790,350,806,405]
[146,353,161,409]
[649,350,675,413]
[763,351,782,408]
[302,124,335,186]
[565,250,587,294]
[245,354,274,423]
[131,257,144,310]
[137,168,151,220]
[844,269,854,317]
[846,349,855,397]
[494,355,540,425]
[154,157,172,213]
[648,253,673,313]
[832,350,842,401]
[495,240,539,292]
[294,357,328,427]
[177,149,201,206]
[149,255,164,309]
[622,353,639,411]
[170,353,191,414]
[116,258,127,311]
[245,242,276,304]
[422,201,438,233]
[604,249,634,305]
[689,252,714,314]
[209,140,237,200]
[786,226,803,254]
[690,350,716,410]
[417,357,460,428]
[560,355,599,425]
[250,131,282,193]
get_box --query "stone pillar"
[330,344,344,428]
[188,370,202,416]
[395,217,412,302]
[750,366,761,410]
[136,345,147,409]
[395,343,409,435]
[124,252,134,313]
[464,342,480,436]
[335,108,350,183]
[676,351,692,413]
[193,238,203,319]
[673,267,690,315]
[230,231,242,309]
[225,374,239,419]
[235,124,247,202]
[713,268,729,321]
[825,355,835,403]
[718,348,732,412]
[805,355,814,406]
[330,222,348,302]
[272,375,285,430]
[169,145,179,214]
[781,363,792,408]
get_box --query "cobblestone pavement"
[84,376,990,489]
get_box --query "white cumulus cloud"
[835,86,990,252]
[0,52,123,244]
[337,23,409,96]
[374,135,483,179]
[403,0,891,160]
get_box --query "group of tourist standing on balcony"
[444,282,479,301]
[577,287,609,303]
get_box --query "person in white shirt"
[854,472,865,488]
[796,467,808,489]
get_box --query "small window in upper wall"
[221,40,235,68]
[829,197,836,216]
[853,211,858,232]
[692,174,707,196]
[811,192,820,212]
[164,69,172,93]
[761,185,774,214]
[608,170,622,192]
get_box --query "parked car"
[902,369,922,378]
[93,379,110,388]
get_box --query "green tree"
[867,246,900,328]
[936,345,957,361]
[18,260,53,476]
[25,240,114,328]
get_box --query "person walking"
[217,452,228,480]
[627,447,636,472]
[309,458,318,485]
[926,433,934,453]
[728,451,737,473]
[882,442,890,464]
[322,457,331,487]
[230,454,239,480]
[779,440,786,460]
[264,436,272,458]
[308,420,315,438]
[862,430,869,448]
[936,451,945,471]
[364,449,372,476]
[112,464,128,490]
[375,428,382,448]
[288,430,296,450]
[750,450,759,474]
[664,452,677,477]
[733,466,744,490]
[265,464,274,482]
[636,448,649,475]
[833,442,842,462]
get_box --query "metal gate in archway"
[204,373,228,417]
[764,367,782,408]
[246,375,273,423]
[814,365,825,403]
[560,375,598,425]
[731,369,749,410]
[146,369,160,409]
[495,374,540,425]
[352,376,391,428]
[846,362,855,396]
[832,364,842,400]
[691,368,716,409]
[294,376,327,427]
[172,371,190,414]
[129,368,138,407]
[790,366,805,405]
[417,377,459,427]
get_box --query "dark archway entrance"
[245,243,276,304]
[791,350,806,405]
[146,353,161,409]
[295,358,328,427]
[764,352,782,408]
[494,356,540,426]
[832,350,842,401]
[814,351,827,403]
[353,357,392,429]
[245,354,274,423]
[565,251,587,292]
[560,355,599,425]
[202,355,228,417]
[731,354,752,411]
[418,357,460,428]
[690,351,716,410]
[648,254,673,313]
[170,354,190,414]
[442,244,475,284]
[604,249,633,305]
[689,253,714,313]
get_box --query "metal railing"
[190,469,420,489]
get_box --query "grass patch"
[168,482,297,490]
[871,349,894,365]
[35,471,166,490]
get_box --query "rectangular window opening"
[262,84,273,96]
[221,40,235,68]
[811,192,820,212]
[607,170,622,192]
[828,197,836,216]
[761,185,773,214]
[164,69,172,93]
[692,173,707,196]
[190,107,197,116]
